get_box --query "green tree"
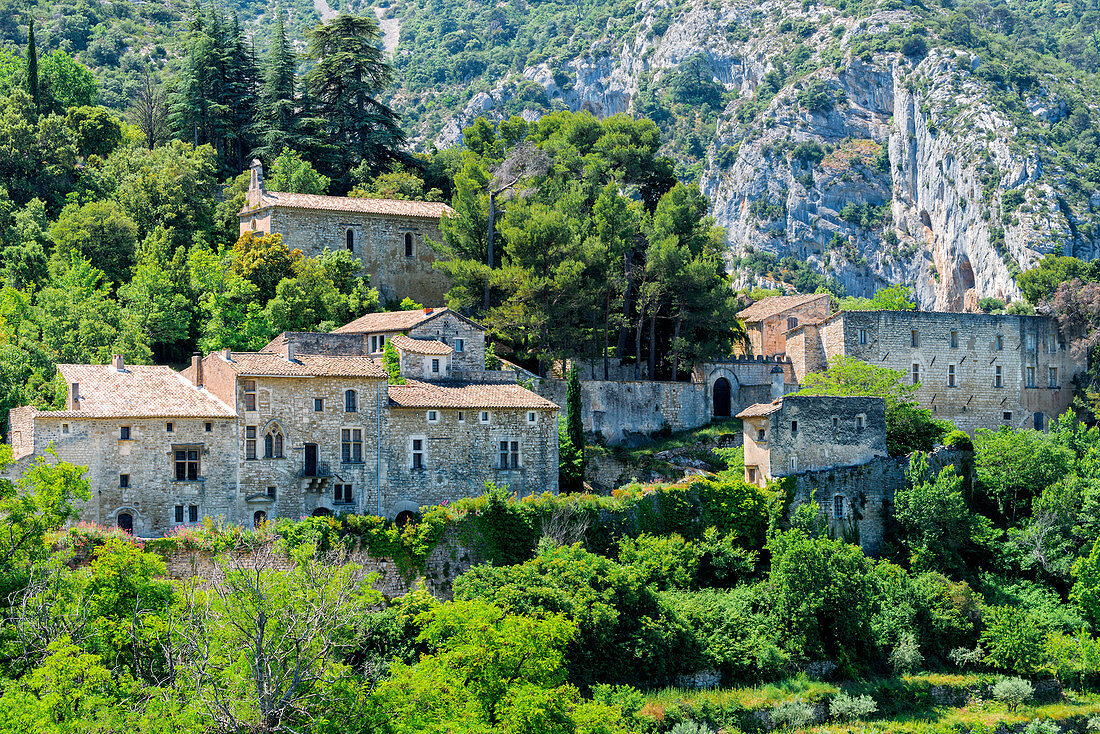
[1071,539,1100,629]
[65,105,122,160]
[37,51,98,114]
[1017,254,1095,304]
[0,90,78,210]
[838,284,917,311]
[252,2,299,160]
[974,427,1074,523]
[49,199,139,283]
[267,148,330,194]
[383,339,405,385]
[895,454,986,576]
[188,242,273,352]
[264,249,379,333]
[561,363,585,492]
[26,18,38,111]
[118,234,193,357]
[981,605,1048,674]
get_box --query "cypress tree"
[564,363,585,490]
[253,2,299,159]
[26,17,39,111]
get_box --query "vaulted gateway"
[713,377,732,417]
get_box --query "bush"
[669,722,714,734]
[772,699,814,729]
[830,691,878,721]
[890,633,923,674]
[1024,720,1060,734]
[992,677,1034,712]
[943,430,974,451]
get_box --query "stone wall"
[790,446,971,555]
[408,312,486,373]
[767,395,889,478]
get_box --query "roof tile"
[387,380,559,410]
[223,352,387,378]
[55,364,235,418]
[332,307,453,334]
[736,399,783,418]
[390,333,453,355]
[737,293,830,322]
[243,191,454,219]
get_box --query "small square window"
[757,428,766,441]
[947,364,956,388]
[411,438,424,469]
[427,410,439,422]
[911,363,920,385]
[166,422,174,433]
[527,411,537,423]
[790,456,798,472]
[950,330,958,348]
[856,415,865,430]
[61,423,69,434]
[188,505,198,523]
[858,329,868,345]
[1049,367,1058,387]
[1027,366,1036,387]
[119,473,130,488]
[791,420,798,434]
[832,416,839,429]
[996,335,1004,351]
[120,426,131,440]
[455,338,465,353]
[1003,411,1013,421]
[911,330,919,348]
[174,505,184,523]
[204,422,213,432]
[431,358,440,373]
[266,486,276,498]
[314,398,324,412]
[1027,333,1036,352]
[479,411,490,423]
[457,411,466,423]
[995,365,1003,388]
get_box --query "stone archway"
[713,377,732,417]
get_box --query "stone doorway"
[713,377,732,417]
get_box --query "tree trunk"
[648,314,657,381]
[671,311,682,381]
[633,311,644,381]
[616,250,632,357]
[602,289,611,380]
[485,190,496,311]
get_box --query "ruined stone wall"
[768,395,888,478]
[790,447,972,555]
[832,311,1083,434]
[261,208,450,305]
[26,414,239,536]
[381,405,558,511]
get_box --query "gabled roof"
[390,334,453,355]
[332,307,483,335]
[219,352,387,379]
[736,399,783,419]
[241,191,454,219]
[737,293,830,322]
[54,364,235,418]
[387,380,559,410]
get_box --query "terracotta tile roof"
[332,307,467,334]
[736,399,783,419]
[390,333,453,355]
[387,380,559,410]
[243,191,454,219]
[221,352,387,379]
[737,293,829,322]
[55,364,235,418]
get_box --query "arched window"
[404,232,414,258]
[345,389,358,413]
[264,428,284,458]
[117,512,133,532]
[346,228,354,252]
[253,510,267,528]
[833,495,845,519]
[250,218,257,231]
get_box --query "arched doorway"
[713,377,732,417]
[253,510,267,528]
[117,512,133,533]
[395,510,417,527]
[312,507,332,517]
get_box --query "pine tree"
[253,3,299,160]
[26,17,39,111]
[224,13,259,171]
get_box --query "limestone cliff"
[403,0,1100,309]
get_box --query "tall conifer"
[26,17,39,111]
[253,3,299,159]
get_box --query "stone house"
[238,160,454,305]
[8,312,558,536]
[737,395,888,489]
[736,293,832,366]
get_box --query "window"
[166,422,174,433]
[858,329,868,345]
[787,316,799,330]
[61,423,69,434]
[245,426,257,460]
[119,473,130,488]
[427,410,439,422]
[341,429,363,463]
[911,330,919,347]
[346,228,354,252]
[174,505,184,523]
[243,380,257,411]
[253,510,267,528]
[455,338,465,353]
[266,486,276,498]
[431,358,440,374]
[911,363,920,385]
[1048,335,1057,353]
[499,440,520,469]
[1049,366,1058,387]
[856,415,865,430]
[995,365,1003,387]
[791,420,798,435]
[345,390,358,413]
[950,330,958,348]
[757,428,766,441]
[335,484,354,504]
[1027,332,1036,352]
[479,411,490,423]
[264,428,284,458]
[747,467,758,484]
[120,426,131,440]
[205,422,212,432]
[1004,411,1013,421]
[834,495,845,518]
[1027,366,1036,387]
[188,505,198,523]
[404,232,414,257]
[457,411,466,423]
[314,398,324,412]
[527,411,537,424]
[790,456,798,472]
[832,416,839,430]
[411,438,424,469]
[948,364,956,387]
[174,448,200,480]
[996,335,1004,351]
[369,335,384,353]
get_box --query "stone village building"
[239,160,454,305]
[7,308,558,536]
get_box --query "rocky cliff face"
[409,0,1100,310]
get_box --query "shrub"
[669,722,714,734]
[772,699,814,729]
[992,677,1034,712]
[830,691,878,721]
[1024,720,1060,734]
[949,644,984,669]
[943,430,974,451]
[890,632,923,674]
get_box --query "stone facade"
[789,310,1084,433]
[238,161,453,305]
[8,312,559,536]
[737,293,832,359]
[738,395,888,487]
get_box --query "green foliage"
[561,364,585,492]
[383,340,405,385]
[991,676,1034,712]
[975,427,1074,523]
[1071,540,1100,629]
[267,148,331,194]
[830,691,878,721]
[944,430,974,451]
[838,284,917,311]
[49,199,138,283]
[895,454,984,577]
[981,606,1048,674]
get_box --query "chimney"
[286,340,296,363]
[192,353,203,388]
[771,364,785,401]
[70,382,80,410]
[423,307,433,315]
[222,348,232,361]
[111,354,125,372]
[248,159,265,208]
